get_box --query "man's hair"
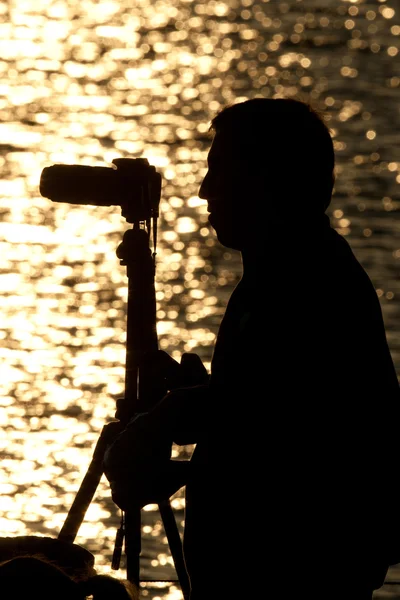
[208,97,335,212]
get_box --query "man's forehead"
[207,132,237,163]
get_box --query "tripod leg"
[159,500,190,600]
[58,425,113,543]
[124,503,190,600]
[124,509,141,587]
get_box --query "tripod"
[55,163,191,599]
[0,157,192,597]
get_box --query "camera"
[39,158,161,223]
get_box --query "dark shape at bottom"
[0,536,95,581]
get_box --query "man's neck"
[240,213,332,276]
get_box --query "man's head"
[198,97,335,250]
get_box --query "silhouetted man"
[104,98,400,599]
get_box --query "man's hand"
[103,412,174,509]
[138,350,209,393]
[103,380,210,510]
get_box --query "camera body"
[39,158,161,223]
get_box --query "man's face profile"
[199,132,255,251]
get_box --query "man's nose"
[198,171,209,199]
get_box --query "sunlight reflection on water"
[1,0,400,596]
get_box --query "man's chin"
[208,218,243,250]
